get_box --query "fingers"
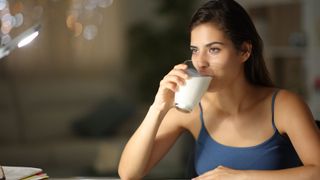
[152,63,190,111]
[171,64,189,79]
[159,79,178,92]
[192,166,228,180]
[160,63,189,92]
[173,63,188,70]
[192,170,214,180]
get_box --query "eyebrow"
[190,41,224,49]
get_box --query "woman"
[118,0,320,179]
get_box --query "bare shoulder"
[276,89,304,101]
[274,89,315,134]
[276,89,310,114]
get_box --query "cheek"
[209,58,236,74]
[209,56,243,80]
[207,62,243,91]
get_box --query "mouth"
[198,70,212,77]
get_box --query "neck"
[206,76,259,115]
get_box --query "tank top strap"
[271,89,280,131]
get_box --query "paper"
[2,166,48,180]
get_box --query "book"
[2,166,48,180]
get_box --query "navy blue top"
[194,90,302,175]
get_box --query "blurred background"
[0,0,319,178]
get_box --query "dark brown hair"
[190,0,273,87]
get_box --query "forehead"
[190,23,230,46]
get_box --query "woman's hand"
[152,63,189,112]
[192,166,246,180]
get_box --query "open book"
[2,166,48,180]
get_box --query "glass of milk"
[174,60,212,113]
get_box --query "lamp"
[0,23,41,59]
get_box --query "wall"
[0,0,128,143]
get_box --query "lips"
[198,70,212,77]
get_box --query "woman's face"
[190,23,248,91]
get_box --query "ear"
[240,41,252,62]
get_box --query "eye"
[209,47,220,54]
[190,47,199,55]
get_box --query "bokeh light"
[66,0,113,40]
[83,24,97,40]
[0,33,10,46]
[0,0,6,11]
[74,22,83,37]
[99,0,113,8]
[0,0,43,46]
[0,0,26,46]
[14,13,23,27]
[11,1,23,14]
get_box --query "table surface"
[50,178,189,180]
[50,178,120,180]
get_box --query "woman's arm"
[260,90,320,179]
[243,165,320,180]
[118,63,190,180]
[118,105,184,180]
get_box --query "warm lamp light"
[0,23,41,59]
[17,31,39,48]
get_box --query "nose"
[193,53,209,70]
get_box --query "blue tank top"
[194,90,302,175]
